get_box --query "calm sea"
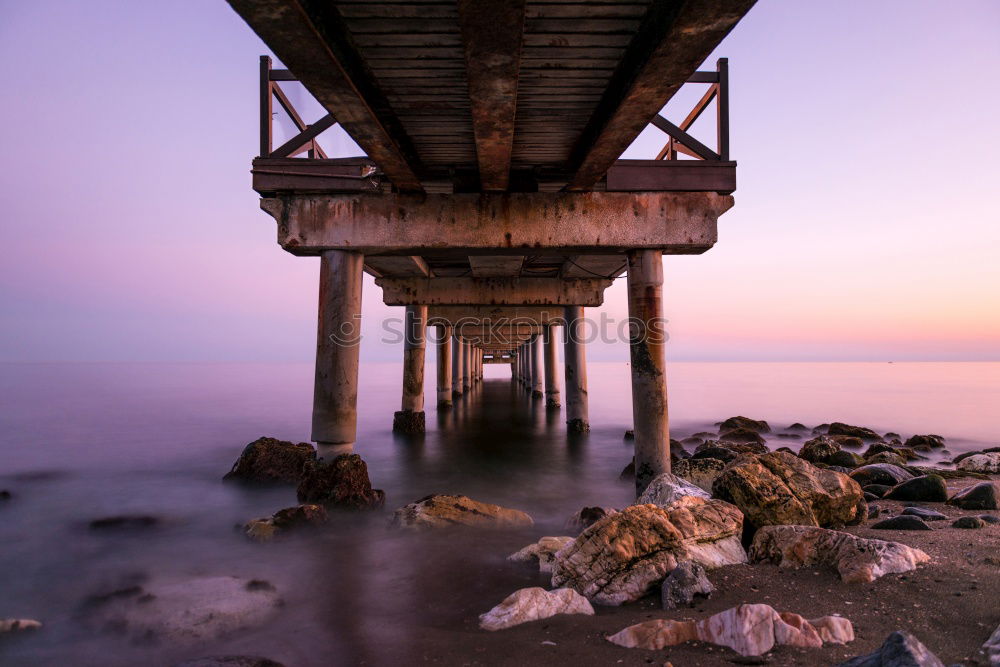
[1,361,997,665]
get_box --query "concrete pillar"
[463,341,472,390]
[394,304,427,434]
[452,334,464,396]
[312,250,364,453]
[563,305,590,432]
[627,249,669,496]
[530,334,544,398]
[543,325,561,408]
[436,324,452,408]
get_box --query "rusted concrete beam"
[260,192,732,255]
[427,306,568,326]
[375,277,610,306]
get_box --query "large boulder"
[635,472,710,507]
[244,504,328,542]
[957,453,1000,473]
[719,416,771,434]
[871,516,932,531]
[718,428,767,446]
[849,463,914,487]
[828,423,883,441]
[947,482,999,510]
[884,474,948,502]
[749,525,931,583]
[296,454,384,510]
[478,587,593,631]
[799,436,841,464]
[508,536,574,573]
[711,452,864,531]
[390,494,533,530]
[904,434,945,449]
[224,437,316,484]
[673,458,727,492]
[836,630,944,667]
[607,603,853,657]
[550,498,746,605]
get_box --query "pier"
[229,0,753,494]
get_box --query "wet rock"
[863,442,903,459]
[670,439,690,461]
[89,515,159,531]
[849,463,914,487]
[863,484,892,498]
[244,504,328,542]
[871,515,932,531]
[867,504,880,519]
[564,506,617,533]
[952,516,984,529]
[296,454,384,510]
[718,427,767,446]
[607,603,853,657]
[508,536,574,573]
[979,514,1000,524]
[835,630,944,667]
[749,525,930,583]
[719,416,771,434]
[786,423,809,431]
[712,451,864,531]
[478,587,593,631]
[223,437,316,484]
[952,447,1000,464]
[391,409,425,434]
[174,657,285,667]
[390,494,533,530]
[830,435,866,450]
[86,576,281,643]
[904,434,945,449]
[884,475,948,502]
[947,482,999,510]
[0,490,11,500]
[691,446,738,463]
[660,561,714,609]
[828,423,883,441]
[864,492,879,502]
[550,498,746,605]
[799,436,841,464]
[865,452,909,467]
[618,460,635,479]
[956,453,1000,473]
[623,429,634,440]
[635,472,710,507]
[812,423,832,434]
[901,507,947,521]
[0,619,41,634]
[777,432,803,439]
[673,458,727,493]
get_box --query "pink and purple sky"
[1,0,998,363]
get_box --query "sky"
[0,0,998,363]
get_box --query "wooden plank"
[251,158,381,194]
[364,255,434,278]
[468,256,526,277]
[565,0,756,190]
[270,113,337,158]
[259,56,272,157]
[649,115,718,160]
[605,160,736,193]
[229,0,426,192]
[458,0,526,191]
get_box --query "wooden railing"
[653,58,729,162]
[259,55,336,159]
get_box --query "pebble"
[901,507,947,521]
[952,516,985,529]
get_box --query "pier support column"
[543,325,561,408]
[312,250,364,455]
[530,334,544,398]
[564,305,590,432]
[393,304,427,434]
[452,334,464,396]
[463,342,472,390]
[626,249,669,496]
[436,325,452,408]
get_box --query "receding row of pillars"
[310,248,670,495]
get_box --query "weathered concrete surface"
[530,334,544,398]
[376,277,610,306]
[261,192,733,255]
[543,325,561,408]
[436,324,452,407]
[427,305,569,326]
[312,250,363,447]
[563,306,589,431]
[400,304,426,413]
[451,334,464,396]
[627,249,669,495]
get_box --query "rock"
[670,439,690,461]
[984,624,1000,667]
[952,516,984,529]
[223,437,316,484]
[836,630,944,667]
[660,561,714,609]
[828,451,864,468]
[691,446,738,463]
[947,482,999,510]
[864,492,879,502]
[244,504,328,542]
[904,434,945,449]
[0,619,41,633]
[478,587,593,631]
[174,658,285,667]
[787,423,809,431]
[508,536,574,573]
[979,514,1000,524]
[719,416,771,434]
[89,515,159,530]
[828,423,883,441]
[867,504,880,519]
[0,490,11,500]
[863,484,893,498]
[830,435,866,450]
[711,451,864,531]
[865,452,909,467]
[623,429,634,440]
[564,506,617,533]
[884,475,948,502]
[777,433,803,439]
[718,427,767,446]
[390,494,533,530]
[391,409,425,434]
[635,472,710,507]
[863,442,903,459]
[849,464,914,487]
[607,603,852,657]
[296,454,384,510]
[956,453,1000,473]
[673,457,727,492]
[901,507,947,521]
[749,525,930,583]
[619,460,635,479]
[550,498,746,605]
[871,516,933,531]
[799,436,841,464]
[85,576,281,643]
[952,447,1000,464]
